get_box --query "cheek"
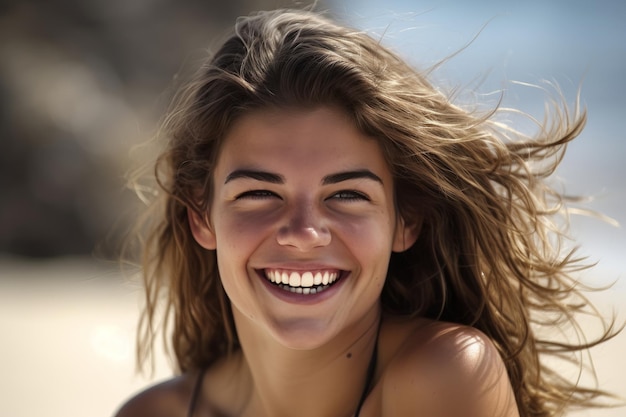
[334,208,396,244]
[335,215,396,268]
[212,211,277,301]
[214,240,259,320]
[215,209,276,249]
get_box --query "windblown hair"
[131,8,619,417]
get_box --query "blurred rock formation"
[0,0,317,258]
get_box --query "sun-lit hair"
[129,8,619,417]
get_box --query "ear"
[187,207,216,250]
[392,215,421,253]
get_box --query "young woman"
[115,8,619,417]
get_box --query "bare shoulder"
[380,319,519,417]
[113,372,198,417]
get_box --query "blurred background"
[0,0,624,416]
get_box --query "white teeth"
[264,269,341,294]
[301,272,314,287]
[289,272,301,286]
[277,284,328,295]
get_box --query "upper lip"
[252,261,348,273]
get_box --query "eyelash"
[329,190,369,201]
[235,190,279,200]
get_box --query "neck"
[234,306,381,417]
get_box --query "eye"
[329,190,370,201]
[235,190,280,200]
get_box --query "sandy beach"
[0,258,623,417]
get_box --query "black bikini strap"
[354,324,380,417]
[187,368,207,417]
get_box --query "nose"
[276,202,331,250]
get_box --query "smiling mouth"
[263,269,342,295]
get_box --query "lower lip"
[256,271,348,305]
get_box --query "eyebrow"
[225,169,284,184]
[322,169,383,185]
[224,169,383,185]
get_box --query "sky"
[329,0,626,289]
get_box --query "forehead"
[215,106,389,173]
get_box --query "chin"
[267,318,338,350]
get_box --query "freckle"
[347,352,352,359]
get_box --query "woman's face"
[190,106,418,349]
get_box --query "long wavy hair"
[129,8,620,417]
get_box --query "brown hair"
[129,8,620,417]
